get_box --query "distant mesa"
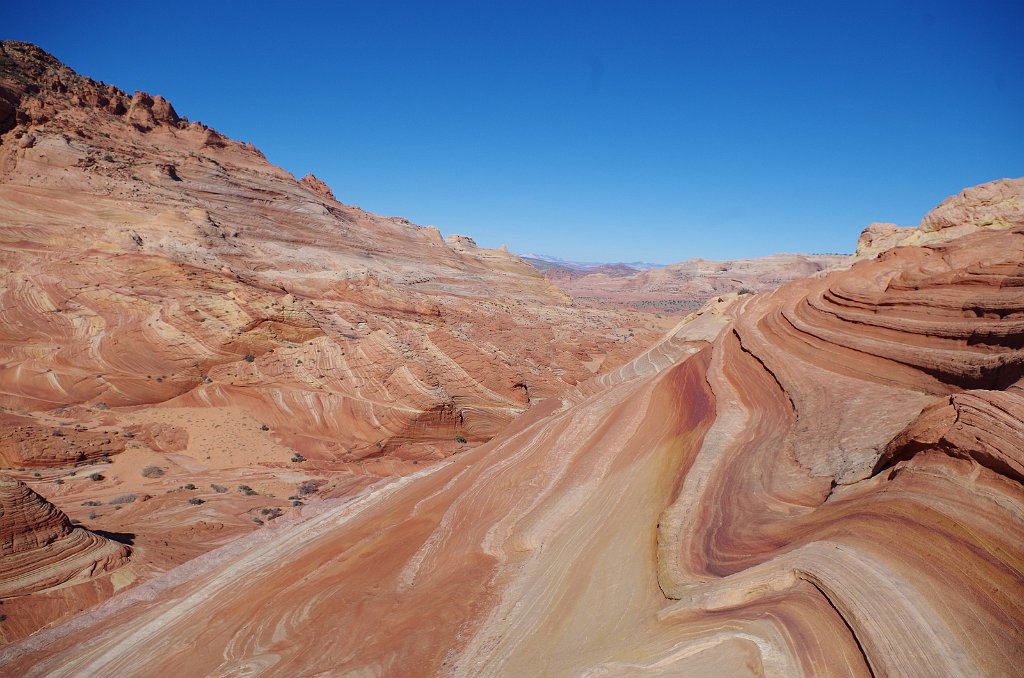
[528,251,849,313]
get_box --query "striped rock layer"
[0,41,662,463]
[0,475,128,598]
[1,180,1021,675]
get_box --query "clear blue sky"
[7,1,1022,262]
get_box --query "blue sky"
[9,1,1023,262]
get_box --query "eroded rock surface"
[0,475,128,598]
[0,40,671,641]
[2,179,1020,675]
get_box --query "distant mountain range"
[519,253,666,271]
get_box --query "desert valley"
[0,38,1022,676]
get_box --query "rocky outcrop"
[0,476,128,597]
[299,173,335,201]
[920,177,1024,233]
[126,91,179,130]
[856,177,1024,257]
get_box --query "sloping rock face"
[0,40,670,643]
[535,253,848,313]
[0,475,128,598]
[1,183,1020,675]
[0,41,661,462]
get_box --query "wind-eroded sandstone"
[0,40,672,640]
[1,177,1020,675]
[0,475,128,598]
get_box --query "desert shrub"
[291,499,304,507]
[260,424,269,431]
[109,494,137,505]
[238,484,257,496]
[291,454,305,463]
[88,511,97,520]
[737,287,754,295]
[54,478,64,485]
[81,500,101,506]
[243,354,255,362]
[455,435,467,444]
[89,473,104,481]
[187,497,205,505]
[296,480,319,496]
[141,465,164,478]
[183,483,197,490]
[211,484,227,493]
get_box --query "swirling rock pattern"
[1,180,1020,675]
[0,40,666,463]
[0,40,680,643]
[0,475,128,599]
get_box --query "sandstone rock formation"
[0,475,128,598]
[855,177,1024,257]
[1,179,1020,675]
[0,40,672,641]
[298,173,335,201]
[1,40,1021,676]
[530,253,848,312]
[0,40,662,463]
